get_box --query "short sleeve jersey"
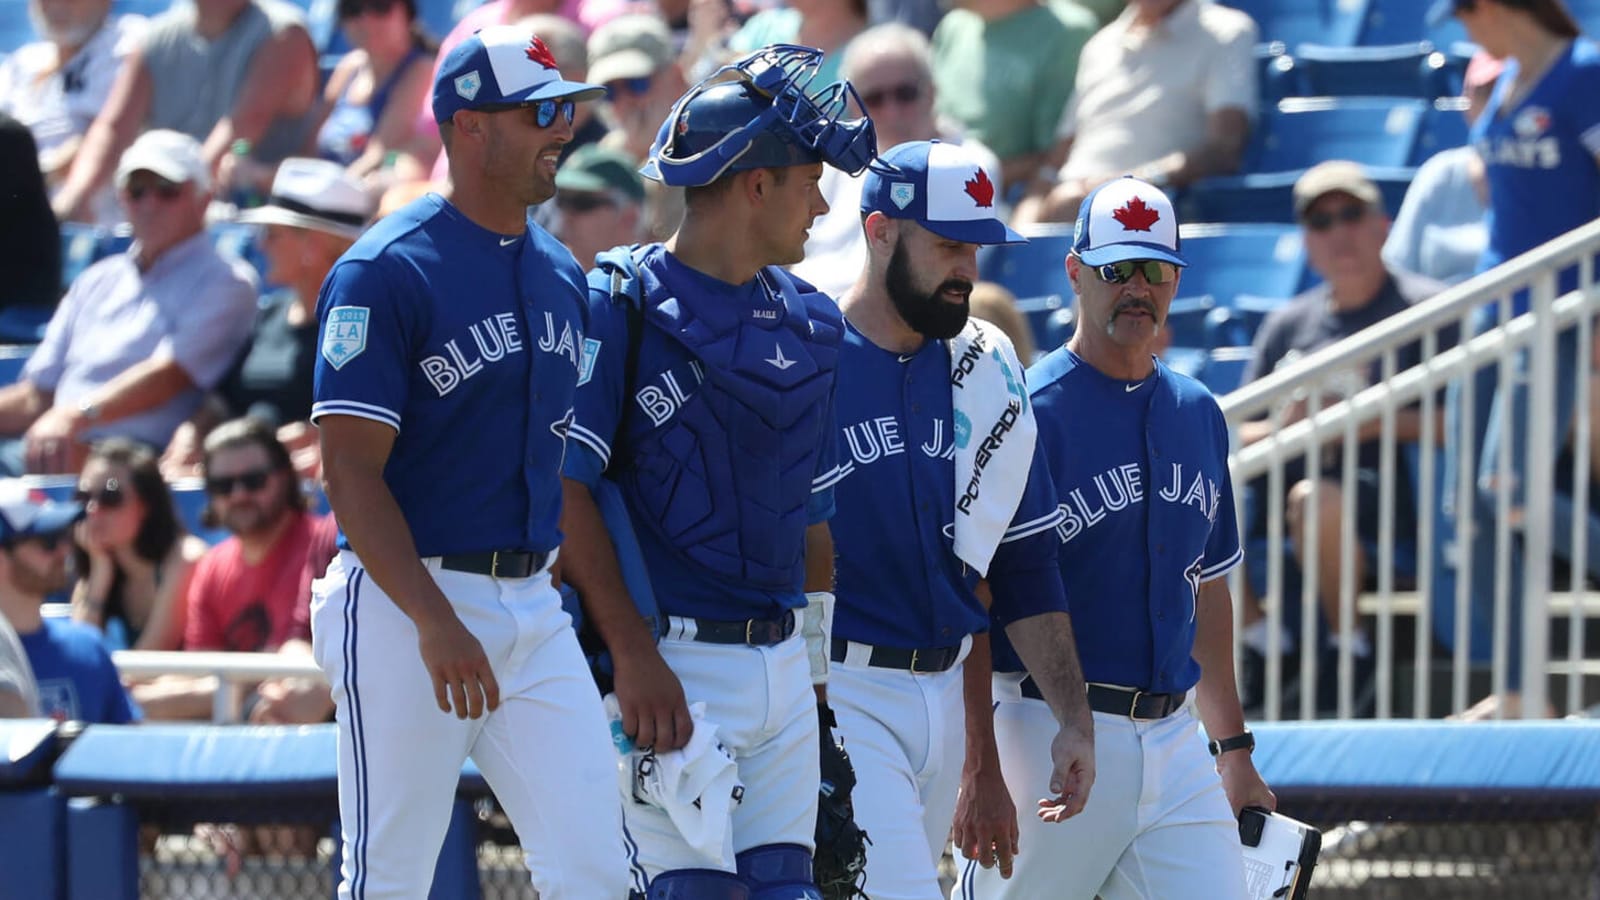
[312,194,589,556]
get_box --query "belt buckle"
[1128,689,1155,721]
[745,618,759,645]
[489,552,501,579]
[910,648,934,674]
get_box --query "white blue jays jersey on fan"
[1473,39,1600,304]
[562,246,840,620]
[831,321,1067,648]
[311,194,587,556]
[992,350,1242,694]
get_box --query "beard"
[886,238,972,340]
[222,492,289,538]
[12,553,67,597]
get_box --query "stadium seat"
[1183,164,1418,224]
[1174,223,1307,307]
[209,222,271,282]
[1247,97,1428,173]
[1015,295,1074,358]
[1196,345,1255,395]
[169,482,232,545]
[1289,42,1460,99]
[1224,0,1370,49]
[981,223,1072,305]
[0,345,34,386]
[110,0,177,17]
[59,223,133,294]
[1257,43,1297,104]
[1414,96,1471,164]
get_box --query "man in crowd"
[553,144,646,270]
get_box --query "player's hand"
[1036,720,1095,823]
[952,762,1019,878]
[1217,752,1276,816]
[611,647,693,752]
[417,615,499,720]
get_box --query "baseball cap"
[0,480,82,546]
[433,25,605,124]
[860,140,1024,245]
[1292,160,1383,220]
[556,145,647,202]
[237,158,376,240]
[586,14,674,87]
[115,129,210,193]
[1071,175,1186,267]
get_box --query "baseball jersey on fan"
[830,320,1066,647]
[311,194,588,557]
[992,350,1241,693]
[1472,38,1600,304]
[22,619,139,724]
[563,245,839,620]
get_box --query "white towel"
[613,699,744,863]
[949,318,1037,576]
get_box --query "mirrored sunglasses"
[480,98,576,129]
[1094,260,1178,285]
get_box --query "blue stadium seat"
[981,223,1072,305]
[1196,346,1255,396]
[110,0,178,17]
[1174,223,1307,308]
[1414,96,1471,164]
[1183,164,1418,224]
[169,483,232,545]
[1225,0,1370,49]
[1257,43,1297,104]
[1015,296,1074,358]
[1289,42,1460,99]
[59,224,133,294]
[1247,97,1428,172]
[0,345,34,386]
[209,222,271,281]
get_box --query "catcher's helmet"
[641,44,877,187]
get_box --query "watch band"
[1208,730,1255,757]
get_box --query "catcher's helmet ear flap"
[641,43,877,188]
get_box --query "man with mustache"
[954,176,1273,900]
[826,139,1095,898]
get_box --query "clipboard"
[1239,807,1321,900]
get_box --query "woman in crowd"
[71,439,208,651]
[313,0,435,187]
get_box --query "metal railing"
[1221,217,1600,721]
[114,650,324,723]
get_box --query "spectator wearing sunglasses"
[161,158,375,484]
[0,478,138,723]
[0,0,148,226]
[553,144,646,268]
[0,130,257,477]
[136,419,338,721]
[1234,162,1452,717]
[70,439,209,653]
[792,23,1001,299]
[589,14,689,242]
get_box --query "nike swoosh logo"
[898,354,915,363]
[499,236,519,246]
[1125,382,1143,392]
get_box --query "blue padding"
[0,789,66,899]
[1251,721,1600,797]
[0,718,60,786]
[67,798,139,900]
[649,868,749,900]
[54,724,340,799]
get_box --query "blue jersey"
[831,321,1067,648]
[563,245,840,620]
[1473,39,1600,304]
[312,195,588,557]
[993,351,1242,694]
[22,619,139,724]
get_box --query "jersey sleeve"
[310,259,419,432]
[1201,405,1243,581]
[562,288,632,487]
[807,381,841,524]
[987,430,1069,625]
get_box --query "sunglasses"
[125,181,184,202]
[206,468,274,497]
[1304,205,1368,233]
[606,77,653,97]
[480,98,576,129]
[860,83,921,111]
[1092,259,1178,285]
[74,479,126,509]
[557,192,618,214]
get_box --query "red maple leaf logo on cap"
[964,167,995,207]
[525,36,559,70]
[1112,195,1160,232]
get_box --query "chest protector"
[591,245,841,591]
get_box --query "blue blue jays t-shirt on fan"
[830,320,1066,649]
[312,194,589,557]
[1472,38,1600,306]
[23,618,139,724]
[992,350,1242,695]
[564,245,840,621]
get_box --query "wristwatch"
[1208,729,1255,757]
[76,398,102,423]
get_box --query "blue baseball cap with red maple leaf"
[432,25,605,124]
[860,140,1025,246]
[1072,176,1187,268]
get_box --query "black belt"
[831,638,963,673]
[438,550,548,579]
[681,610,796,646]
[1020,677,1186,720]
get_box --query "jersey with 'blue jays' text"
[992,350,1242,694]
[1473,38,1600,305]
[831,320,1067,648]
[563,245,840,620]
[312,194,588,557]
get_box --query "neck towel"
[949,318,1036,576]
